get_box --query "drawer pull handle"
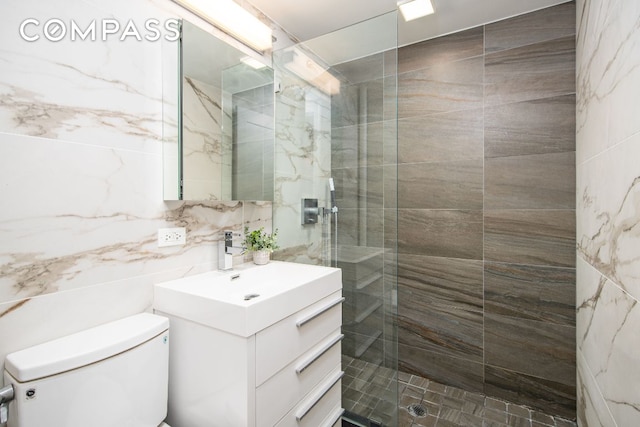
[296,297,345,328]
[324,407,345,427]
[295,370,344,422]
[296,333,344,374]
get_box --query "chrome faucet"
[218,230,245,271]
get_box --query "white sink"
[153,261,342,337]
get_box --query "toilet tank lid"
[5,313,169,382]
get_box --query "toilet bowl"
[3,313,171,427]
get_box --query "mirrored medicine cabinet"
[162,19,275,201]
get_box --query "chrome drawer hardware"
[295,370,344,422]
[296,297,345,328]
[296,333,344,374]
[325,407,345,427]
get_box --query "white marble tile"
[182,178,223,201]
[243,201,273,233]
[576,0,640,163]
[0,0,165,153]
[0,131,161,222]
[275,83,331,179]
[577,256,640,426]
[577,131,640,301]
[273,172,326,263]
[272,63,332,266]
[577,350,617,427]
[181,76,224,200]
[0,132,252,302]
[183,77,222,134]
[576,257,606,352]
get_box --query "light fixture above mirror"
[171,0,273,52]
[282,47,341,95]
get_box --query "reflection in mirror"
[224,63,274,201]
[162,20,274,201]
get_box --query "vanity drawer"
[256,329,342,427]
[323,406,345,427]
[273,368,343,427]
[256,291,343,385]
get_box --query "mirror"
[163,20,274,201]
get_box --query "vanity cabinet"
[153,262,343,427]
[256,291,344,427]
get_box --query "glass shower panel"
[273,12,398,427]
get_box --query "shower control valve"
[301,198,319,224]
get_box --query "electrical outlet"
[158,227,186,247]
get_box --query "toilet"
[2,313,171,427]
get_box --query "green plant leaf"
[244,226,279,252]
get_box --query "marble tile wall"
[397,2,577,418]
[271,48,332,265]
[181,76,226,200]
[0,0,283,376]
[576,0,640,425]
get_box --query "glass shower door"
[273,11,398,427]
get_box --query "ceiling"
[249,0,571,49]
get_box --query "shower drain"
[407,403,428,417]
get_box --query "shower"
[268,1,578,425]
[272,11,399,427]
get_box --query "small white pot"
[252,250,270,265]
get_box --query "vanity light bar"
[241,56,268,69]
[172,0,273,52]
[284,48,341,95]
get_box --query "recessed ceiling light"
[398,0,435,22]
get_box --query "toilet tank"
[3,313,169,427]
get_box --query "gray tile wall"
[396,2,576,418]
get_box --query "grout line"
[577,127,640,166]
[482,21,487,387]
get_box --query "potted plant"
[243,227,279,265]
